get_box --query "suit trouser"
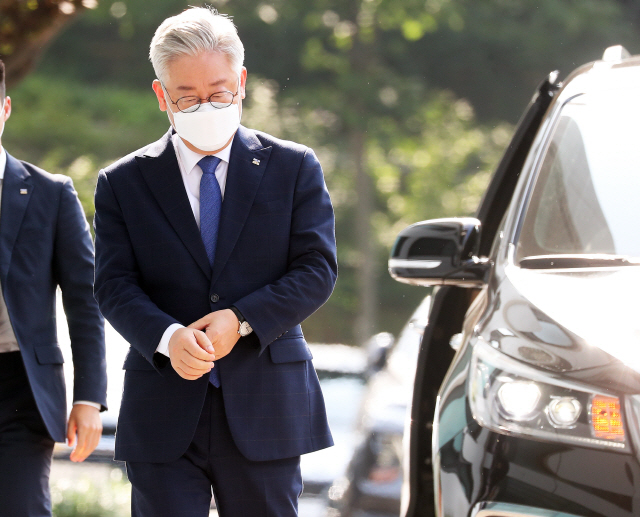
[126,384,303,517]
[0,351,55,517]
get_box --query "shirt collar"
[173,134,233,175]
[0,147,6,180]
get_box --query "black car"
[388,45,640,517]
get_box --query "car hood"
[507,265,640,367]
[485,265,640,386]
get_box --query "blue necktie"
[199,155,222,387]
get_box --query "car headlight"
[468,337,628,451]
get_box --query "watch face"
[239,321,253,336]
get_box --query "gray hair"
[149,7,245,83]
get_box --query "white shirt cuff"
[157,323,185,357]
[73,401,101,410]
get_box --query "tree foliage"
[4,0,640,343]
[0,0,96,88]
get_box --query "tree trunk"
[0,0,88,89]
[352,128,378,345]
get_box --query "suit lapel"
[211,126,272,286]
[0,153,33,287]
[136,130,212,279]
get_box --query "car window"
[515,92,640,266]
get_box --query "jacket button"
[210,294,219,303]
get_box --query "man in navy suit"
[93,7,337,517]
[0,59,107,517]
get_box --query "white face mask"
[170,101,241,152]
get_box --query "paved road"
[51,460,328,517]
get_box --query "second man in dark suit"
[0,59,107,517]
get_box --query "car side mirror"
[388,218,490,288]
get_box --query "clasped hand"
[168,309,240,380]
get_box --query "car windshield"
[516,91,640,268]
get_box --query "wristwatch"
[229,306,253,337]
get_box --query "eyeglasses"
[161,79,240,114]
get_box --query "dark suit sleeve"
[54,178,107,409]
[233,148,337,352]
[93,170,180,367]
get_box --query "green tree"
[240,0,640,342]
[214,0,513,342]
[6,0,640,343]
[0,0,98,88]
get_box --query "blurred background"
[2,1,640,515]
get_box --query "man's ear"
[239,68,247,100]
[2,96,11,122]
[152,80,168,112]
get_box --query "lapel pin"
[20,189,28,195]
[252,158,260,166]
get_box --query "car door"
[400,71,562,517]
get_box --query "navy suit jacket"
[0,153,107,443]
[94,126,337,463]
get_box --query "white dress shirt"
[156,134,233,357]
[0,146,20,354]
[0,146,6,179]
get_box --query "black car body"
[389,46,640,517]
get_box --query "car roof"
[555,47,640,103]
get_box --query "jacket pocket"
[269,327,313,364]
[123,349,156,370]
[35,345,64,365]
